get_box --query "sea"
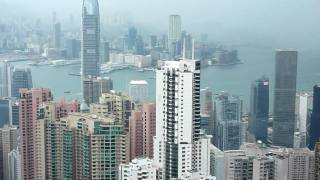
[11,47,320,112]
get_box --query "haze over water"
[12,46,320,111]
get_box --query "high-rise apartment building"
[249,76,269,143]
[214,93,243,151]
[19,88,52,180]
[54,22,61,49]
[154,59,206,179]
[61,113,125,179]
[129,80,148,102]
[310,85,320,150]
[11,68,33,98]
[90,91,133,127]
[129,103,156,160]
[82,76,113,105]
[81,0,100,77]
[0,126,18,180]
[273,50,298,147]
[35,101,127,180]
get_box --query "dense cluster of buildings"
[1,0,320,180]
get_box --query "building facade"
[309,85,320,150]
[129,103,156,160]
[214,93,243,151]
[295,92,312,148]
[129,80,148,102]
[273,50,298,147]
[249,76,269,143]
[11,68,33,98]
[0,126,18,180]
[0,61,13,97]
[82,76,113,105]
[168,15,181,57]
[19,88,52,180]
[8,148,21,180]
[154,59,204,179]
[81,0,100,77]
[119,158,161,180]
[315,142,320,179]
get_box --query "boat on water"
[101,63,130,74]
[51,60,81,67]
[28,60,52,66]
[64,91,71,94]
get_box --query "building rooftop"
[130,80,148,85]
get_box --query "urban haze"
[0,0,320,179]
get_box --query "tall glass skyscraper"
[168,15,181,57]
[272,50,298,147]
[249,76,269,143]
[11,68,33,98]
[214,93,243,151]
[81,0,100,77]
[309,85,320,150]
[0,61,13,97]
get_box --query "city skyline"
[0,0,320,180]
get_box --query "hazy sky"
[1,0,320,50]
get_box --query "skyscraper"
[0,98,11,127]
[272,50,298,147]
[81,0,100,77]
[129,80,148,102]
[53,22,61,49]
[127,27,137,51]
[154,59,203,179]
[11,68,33,98]
[200,88,214,138]
[249,76,269,143]
[0,61,13,97]
[214,93,243,151]
[149,35,157,49]
[295,92,312,148]
[309,85,320,150]
[65,38,81,59]
[168,15,181,57]
[82,76,113,105]
[100,41,110,63]
[19,88,52,180]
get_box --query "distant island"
[210,49,242,66]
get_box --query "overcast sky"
[1,0,320,50]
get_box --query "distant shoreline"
[211,61,243,66]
